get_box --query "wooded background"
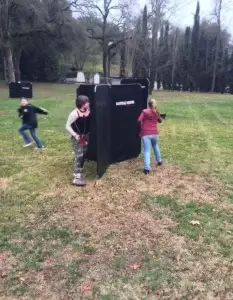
[0,0,233,93]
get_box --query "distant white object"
[159,83,163,91]
[153,81,157,91]
[111,78,121,85]
[77,71,85,83]
[93,73,100,84]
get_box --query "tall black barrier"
[110,84,142,163]
[121,78,149,109]
[95,85,111,177]
[77,83,143,177]
[9,82,33,98]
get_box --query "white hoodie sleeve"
[66,109,78,137]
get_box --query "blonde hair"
[148,98,157,109]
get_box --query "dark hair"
[76,95,89,108]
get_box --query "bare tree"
[171,28,181,88]
[0,0,77,82]
[148,0,167,92]
[74,0,132,79]
[0,0,16,82]
[148,0,189,92]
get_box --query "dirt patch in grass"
[95,159,223,203]
[48,159,224,248]
[0,178,11,191]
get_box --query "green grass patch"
[137,260,178,293]
[143,195,233,257]
[0,225,94,272]
[7,270,28,296]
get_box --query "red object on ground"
[81,282,92,294]
[46,257,55,263]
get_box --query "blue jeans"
[142,135,162,170]
[18,124,43,148]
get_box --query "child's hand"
[40,108,48,113]
[152,107,159,115]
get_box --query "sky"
[138,0,233,35]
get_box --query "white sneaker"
[23,142,34,148]
[73,177,86,186]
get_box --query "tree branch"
[108,37,132,52]
[86,28,104,41]
[11,27,55,38]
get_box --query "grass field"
[0,82,233,299]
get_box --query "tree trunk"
[102,14,108,82]
[4,38,15,82]
[171,31,179,89]
[3,56,8,81]
[103,47,108,81]
[149,5,160,94]
[14,49,22,82]
[107,53,111,78]
[119,41,126,78]
[149,20,156,94]
[211,30,220,92]
[211,0,222,92]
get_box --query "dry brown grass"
[1,87,233,299]
[2,158,231,299]
[11,159,228,300]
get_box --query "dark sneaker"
[143,169,150,175]
[158,161,163,166]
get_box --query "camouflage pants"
[71,136,88,176]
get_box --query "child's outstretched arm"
[34,106,48,115]
[157,113,163,123]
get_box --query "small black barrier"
[9,82,33,98]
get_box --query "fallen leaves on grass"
[80,282,92,294]
[46,257,56,264]
[1,159,228,299]
[0,254,5,261]
[0,177,11,191]
[1,271,7,278]
[128,263,142,270]
[190,220,201,226]
[94,180,103,187]
[19,277,26,283]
